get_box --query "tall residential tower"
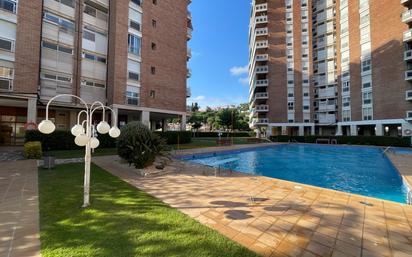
[249,0,412,137]
[0,0,192,145]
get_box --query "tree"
[191,102,200,112]
[188,112,204,131]
[217,108,239,130]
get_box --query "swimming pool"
[181,144,408,203]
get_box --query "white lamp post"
[38,94,120,208]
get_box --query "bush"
[25,130,116,151]
[155,131,192,145]
[117,122,168,169]
[269,135,411,147]
[24,141,43,159]
[194,132,251,138]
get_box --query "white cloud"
[238,77,249,85]
[192,95,205,101]
[230,65,248,76]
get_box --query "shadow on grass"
[38,163,260,257]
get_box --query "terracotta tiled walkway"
[387,152,412,187]
[94,156,412,257]
[0,160,41,257]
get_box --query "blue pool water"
[182,144,408,203]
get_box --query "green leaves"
[117,122,168,169]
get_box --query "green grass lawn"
[46,148,117,159]
[39,163,260,257]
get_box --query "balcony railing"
[256,79,269,87]
[404,29,412,42]
[255,15,268,24]
[256,54,269,62]
[406,70,412,80]
[255,105,269,112]
[402,9,412,23]
[405,49,412,61]
[186,86,191,98]
[256,66,269,74]
[255,40,268,49]
[187,47,192,58]
[255,27,268,37]
[406,90,412,101]
[255,3,268,13]
[187,28,193,39]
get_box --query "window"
[83,30,95,42]
[81,79,105,88]
[128,34,141,55]
[342,110,351,122]
[42,41,73,54]
[342,81,350,93]
[0,0,17,13]
[151,42,157,50]
[60,0,75,8]
[152,0,157,4]
[361,58,371,73]
[152,19,157,28]
[128,71,140,81]
[342,97,350,107]
[0,38,13,52]
[362,107,373,120]
[362,81,371,89]
[288,102,294,110]
[130,20,141,31]
[82,52,106,63]
[362,91,372,105]
[42,73,72,83]
[151,67,156,74]
[0,66,13,91]
[84,5,96,17]
[126,91,139,105]
[131,0,142,7]
[44,12,75,32]
[150,90,156,98]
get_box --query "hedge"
[25,130,116,151]
[193,132,252,138]
[155,131,192,145]
[24,141,42,159]
[269,135,411,147]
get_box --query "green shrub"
[194,132,251,138]
[24,141,43,159]
[117,122,168,169]
[25,130,116,151]
[269,135,411,147]
[155,131,192,145]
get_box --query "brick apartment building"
[249,0,412,137]
[0,0,192,145]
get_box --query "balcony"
[187,68,192,78]
[401,0,411,5]
[317,87,336,98]
[186,86,191,98]
[406,90,412,101]
[402,9,412,23]
[187,47,192,58]
[255,27,268,37]
[405,49,412,61]
[318,103,336,112]
[318,114,336,124]
[251,118,269,127]
[256,40,268,49]
[256,54,269,62]
[254,92,269,100]
[255,66,269,74]
[255,16,268,24]
[406,111,412,121]
[255,3,268,13]
[256,79,268,87]
[187,28,193,39]
[188,11,192,20]
[255,105,269,112]
[405,70,412,80]
[404,29,412,42]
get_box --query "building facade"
[249,0,412,137]
[0,0,192,145]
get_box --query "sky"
[187,0,251,109]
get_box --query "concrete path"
[94,155,412,257]
[0,160,41,257]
